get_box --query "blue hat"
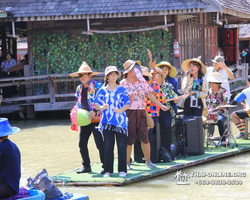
[0,118,20,137]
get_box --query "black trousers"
[1,72,13,98]
[159,110,172,152]
[103,129,127,173]
[0,182,17,199]
[79,123,104,168]
[184,97,203,117]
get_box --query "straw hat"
[207,72,225,83]
[141,66,152,78]
[0,118,20,137]
[181,56,206,75]
[155,61,177,78]
[69,61,100,77]
[211,55,224,64]
[104,66,121,80]
[123,60,141,74]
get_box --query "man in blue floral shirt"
[70,61,104,174]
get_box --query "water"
[7,117,250,200]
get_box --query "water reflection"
[8,117,250,200]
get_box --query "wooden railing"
[0,63,248,114]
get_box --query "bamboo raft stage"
[51,139,250,186]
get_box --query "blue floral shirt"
[94,86,131,135]
[75,80,103,111]
[1,59,16,72]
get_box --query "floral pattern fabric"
[146,81,166,117]
[120,78,152,110]
[75,80,103,111]
[1,59,16,72]
[160,82,177,117]
[206,87,228,113]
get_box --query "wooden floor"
[51,138,250,186]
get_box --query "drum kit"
[203,104,238,148]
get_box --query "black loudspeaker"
[175,116,204,156]
[134,122,161,163]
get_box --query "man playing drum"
[206,72,228,145]
[230,75,250,139]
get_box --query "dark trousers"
[0,182,16,199]
[184,97,203,116]
[148,117,159,159]
[1,72,13,98]
[103,129,127,173]
[79,123,104,168]
[159,110,172,152]
[208,114,226,142]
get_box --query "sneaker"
[76,167,92,174]
[236,133,245,139]
[119,172,127,177]
[127,164,132,170]
[103,172,111,178]
[146,161,157,169]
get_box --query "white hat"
[104,66,121,80]
[207,72,225,83]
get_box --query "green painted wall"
[31,29,172,74]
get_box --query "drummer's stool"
[245,118,250,139]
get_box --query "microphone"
[184,70,191,77]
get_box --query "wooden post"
[1,22,6,58]
[49,77,56,104]
[27,22,32,66]
[173,15,180,69]
[23,64,35,118]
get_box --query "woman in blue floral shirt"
[1,52,17,98]
[180,57,208,116]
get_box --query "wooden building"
[0,0,250,116]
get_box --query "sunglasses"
[191,62,201,67]
[78,74,89,78]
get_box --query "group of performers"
[69,53,249,178]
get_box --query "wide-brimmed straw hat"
[181,56,206,75]
[0,118,20,137]
[104,66,121,80]
[151,67,166,80]
[155,61,177,78]
[123,60,141,74]
[69,61,100,77]
[207,72,225,83]
[141,66,152,78]
[211,55,224,64]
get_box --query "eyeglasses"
[78,74,89,78]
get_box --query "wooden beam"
[34,101,76,111]
[2,94,49,102]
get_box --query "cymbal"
[177,109,184,113]
[217,105,237,108]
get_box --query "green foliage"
[31,29,172,74]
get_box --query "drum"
[206,112,218,124]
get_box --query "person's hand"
[89,111,96,119]
[241,102,246,109]
[189,91,196,95]
[218,62,227,70]
[129,93,135,101]
[160,104,169,111]
[173,97,180,104]
[100,104,109,110]
[113,107,122,113]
